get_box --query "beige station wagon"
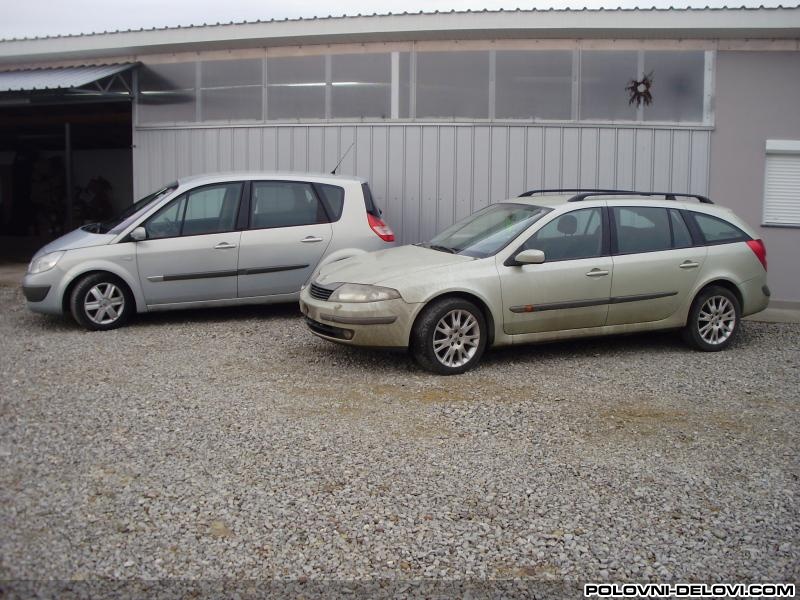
[300,190,770,374]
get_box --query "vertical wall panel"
[307,127,325,173]
[454,127,473,221]
[437,126,456,231]
[133,124,710,241]
[543,128,562,187]
[689,131,710,195]
[615,129,635,189]
[472,127,491,210]
[671,130,691,193]
[562,128,581,187]
[597,129,617,188]
[490,127,509,203]
[403,126,422,244]
[525,128,544,192]
[579,128,599,188]
[420,127,439,241]
[634,129,654,191]
[652,130,672,191]
[507,127,526,198]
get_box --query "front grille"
[309,282,335,301]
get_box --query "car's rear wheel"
[69,273,133,331]
[682,285,740,351]
[411,297,487,375]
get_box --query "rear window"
[613,206,671,254]
[316,184,345,221]
[688,212,749,244]
[361,183,381,217]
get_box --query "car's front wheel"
[411,297,487,375]
[682,285,741,351]
[69,273,134,331]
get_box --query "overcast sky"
[1,0,786,39]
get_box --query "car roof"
[176,171,367,188]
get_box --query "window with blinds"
[763,140,800,227]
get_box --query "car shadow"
[130,302,301,327]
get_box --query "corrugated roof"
[1,5,799,42]
[0,63,134,92]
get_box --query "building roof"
[0,6,798,66]
[0,63,134,92]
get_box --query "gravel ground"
[1,282,798,594]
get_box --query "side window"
[613,206,671,254]
[250,182,328,229]
[690,212,748,244]
[670,209,693,249]
[144,196,186,240]
[523,207,603,261]
[316,184,345,221]
[181,183,242,236]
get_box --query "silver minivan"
[22,172,395,330]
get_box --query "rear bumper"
[739,276,771,317]
[299,286,416,347]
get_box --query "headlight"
[28,251,65,274]
[328,283,401,303]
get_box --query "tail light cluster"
[368,213,395,242]
[746,239,767,271]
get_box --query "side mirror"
[514,249,545,265]
[129,226,147,242]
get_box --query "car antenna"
[330,142,355,175]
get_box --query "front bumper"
[299,286,418,348]
[22,272,64,315]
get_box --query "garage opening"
[0,64,135,262]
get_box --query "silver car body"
[300,194,769,349]
[23,172,393,317]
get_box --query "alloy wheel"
[84,283,125,326]
[697,295,736,345]
[432,309,481,368]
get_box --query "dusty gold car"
[300,190,769,374]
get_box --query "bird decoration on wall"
[626,71,654,107]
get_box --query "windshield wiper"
[427,244,458,254]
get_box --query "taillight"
[746,239,767,271]
[367,213,395,242]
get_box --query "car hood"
[33,227,116,258]
[315,244,474,287]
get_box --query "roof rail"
[568,191,713,204]
[519,188,633,197]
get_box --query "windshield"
[83,183,178,235]
[425,203,551,258]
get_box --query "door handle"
[214,242,237,250]
[586,269,609,277]
[301,236,324,243]
[679,260,700,269]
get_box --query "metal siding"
[579,128,599,188]
[133,123,711,240]
[420,127,439,242]
[437,127,456,231]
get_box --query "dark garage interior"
[0,71,134,262]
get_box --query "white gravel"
[1,283,798,593]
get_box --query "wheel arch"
[61,267,143,315]
[411,290,497,347]
[693,278,744,313]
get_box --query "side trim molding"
[148,264,309,283]
[509,291,677,313]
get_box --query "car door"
[606,206,707,325]
[499,206,613,335]
[236,180,333,298]
[136,182,243,306]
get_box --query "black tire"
[682,285,741,351]
[69,273,134,331]
[410,297,488,375]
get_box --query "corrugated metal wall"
[133,124,710,244]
